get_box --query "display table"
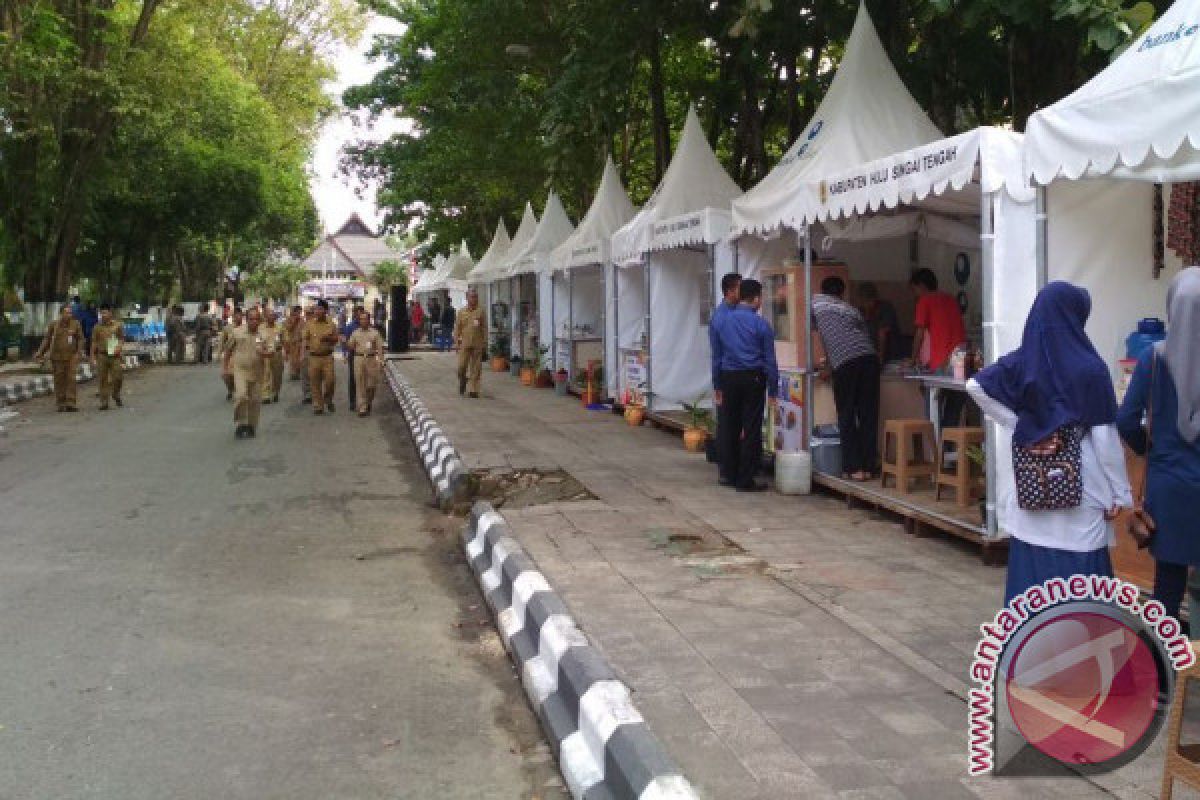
[907,373,970,442]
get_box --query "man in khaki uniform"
[193,305,214,363]
[34,304,85,412]
[89,304,124,410]
[304,299,339,414]
[259,308,284,404]
[453,290,486,398]
[347,308,384,416]
[218,307,243,401]
[285,305,304,380]
[223,307,268,438]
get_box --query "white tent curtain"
[735,232,800,283]
[615,262,646,401]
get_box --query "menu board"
[769,369,806,454]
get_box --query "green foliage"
[370,259,407,293]
[242,260,308,302]
[682,395,715,433]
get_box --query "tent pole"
[550,273,557,371]
[803,225,814,451]
[644,261,652,412]
[1035,186,1048,288]
[707,243,716,321]
[981,192,999,539]
[610,264,617,403]
[568,268,575,377]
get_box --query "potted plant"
[534,345,553,388]
[518,353,535,385]
[681,395,713,453]
[490,337,509,372]
[554,367,570,396]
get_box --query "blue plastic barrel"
[1126,318,1166,360]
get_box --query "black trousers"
[718,369,767,488]
[832,355,880,474]
[1154,560,1195,623]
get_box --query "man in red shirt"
[910,268,968,424]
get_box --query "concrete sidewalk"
[400,351,1162,800]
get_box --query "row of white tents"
[454,0,1200,539]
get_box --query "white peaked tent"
[732,2,941,237]
[503,192,574,366]
[731,2,943,283]
[413,254,446,300]
[428,241,473,308]
[467,218,513,353]
[1024,0,1200,372]
[611,107,743,411]
[490,202,541,359]
[547,158,637,391]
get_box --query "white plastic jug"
[775,450,812,495]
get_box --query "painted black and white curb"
[464,502,699,800]
[0,359,137,405]
[384,360,469,509]
[382,360,697,800]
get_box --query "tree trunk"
[646,31,670,184]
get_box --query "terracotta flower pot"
[490,356,508,372]
[536,369,554,388]
[580,388,600,405]
[519,366,535,386]
[624,406,645,427]
[682,426,708,453]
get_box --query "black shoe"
[235,425,247,439]
[459,377,467,395]
[114,395,122,407]
[64,406,78,412]
[736,481,769,493]
[226,392,233,401]
[273,394,279,403]
[99,404,109,411]
[302,396,311,404]
[328,402,335,412]
[468,392,479,398]
[718,478,735,487]
[247,426,256,438]
[314,408,324,415]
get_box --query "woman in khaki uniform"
[34,305,84,411]
[347,309,384,416]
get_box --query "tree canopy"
[343,0,1164,260]
[0,0,363,304]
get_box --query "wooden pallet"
[812,472,1007,566]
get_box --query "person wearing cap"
[34,304,85,412]
[218,307,244,401]
[347,308,385,416]
[304,299,339,413]
[259,307,284,404]
[90,304,125,410]
[453,289,486,397]
[224,307,269,438]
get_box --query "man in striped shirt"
[812,276,879,481]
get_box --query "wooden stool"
[1161,646,1200,800]
[935,427,986,507]
[881,419,936,494]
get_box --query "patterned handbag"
[1012,425,1085,511]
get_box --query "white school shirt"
[966,379,1133,553]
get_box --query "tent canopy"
[731,2,942,237]
[799,128,1032,226]
[428,240,473,292]
[1026,0,1200,184]
[548,158,637,272]
[466,219,511,284]
[612,106,742,263]
[505,192,574,276]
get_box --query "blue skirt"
[1004,539,1113,605]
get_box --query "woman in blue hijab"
[967,282,1133,603]
[1118,268,1200,621]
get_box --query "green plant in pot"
[681,394,714,453]
[966,444,987,521]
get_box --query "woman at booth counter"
[1117,267,1200,622]
[966,282,1132,603]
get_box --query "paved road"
[0,361,566,800]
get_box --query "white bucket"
[775,450,812,495]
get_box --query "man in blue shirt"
[340,306,361,411]
[709,273,742,485]
[711,279,778,492]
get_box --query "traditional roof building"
[300,214,409,301]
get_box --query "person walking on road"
[711,279,778,492]
[709,272,742,486]
[194,305,214,364]
[259,308,284,404]
[453,289,486,398]
[410,301,424,344]
[90,304,124,410]
[224,307,269,439]
[285,305,304,380]
[340,307,360,411]
[305,299,339,414]
[967,282,1131,604]
[165,306,186,364]
[812,276,880,481]
[1117,267,1200,621]
[35,304,85,412]
[218,307,244,401]
[347,309,384,416]
[441,301,456,349]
